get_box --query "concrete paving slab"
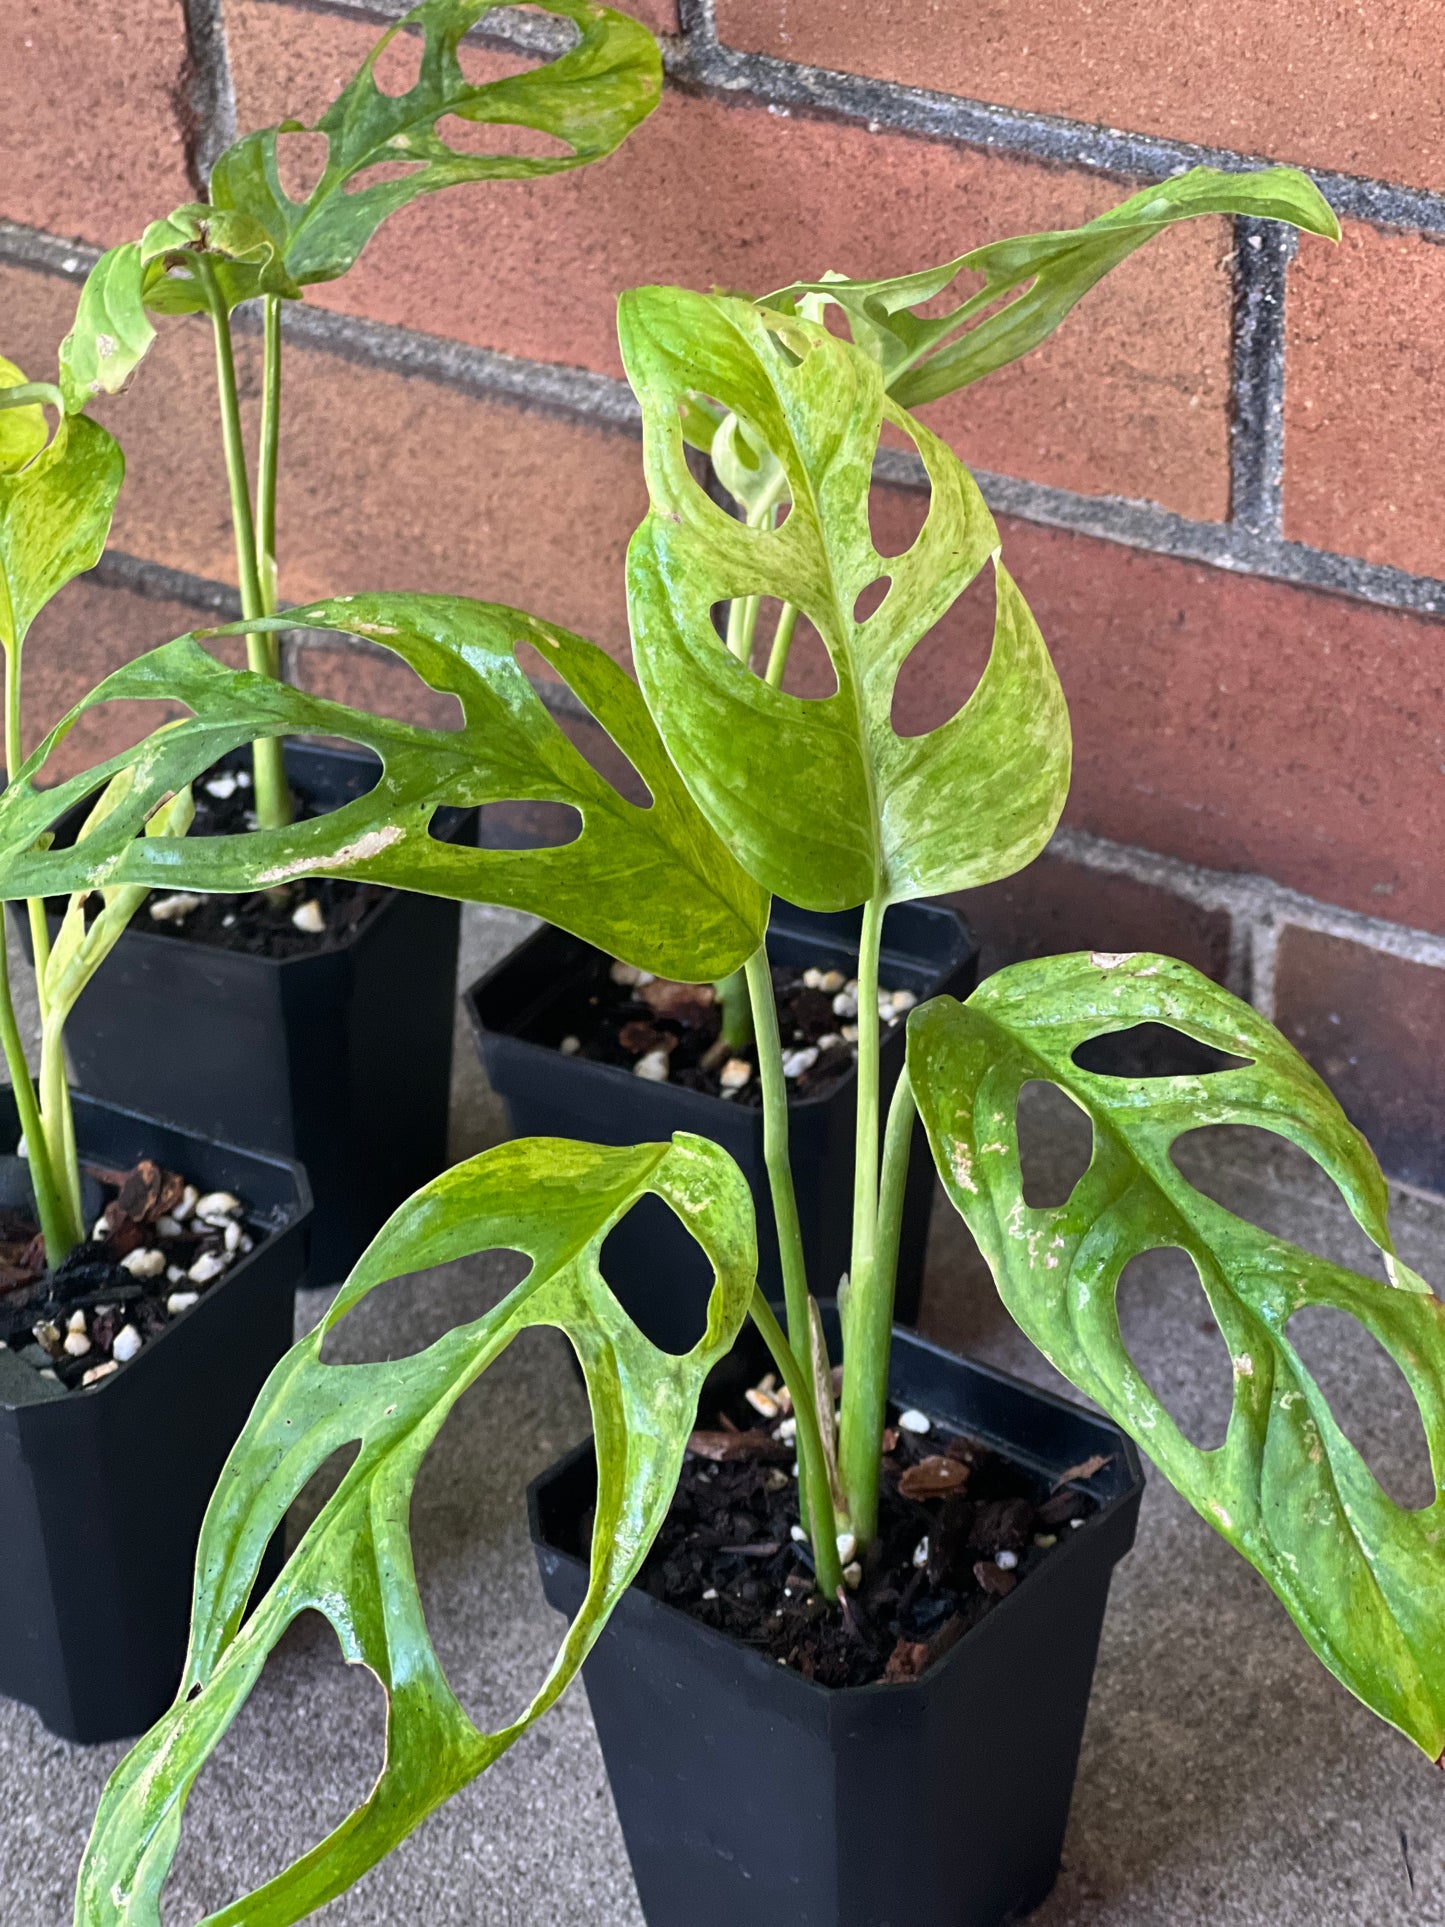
[3,906,1445,1924]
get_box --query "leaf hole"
[369,25,425,95]
[273,130,330,205]
[160,1609,387,1922]
[1073,1024,1251,1079]
[853,576,891,624]
[513,640,654,807]
[341,157,428,195]
[599,1193,715,1357]
[868,467,931,559]
[705,601,839,698]
[1115,1247,1234,1450]
[289,637,465,732]
[1284,1305,1436,1511]
[415,1320,589,1735]
[286,1437,362,1540]
[1170,1124,1395,1282]
[316,1249,532,1366]
[436,112,575,161]
[888,560,993,739]
[476,800,582,850]
[1016,1079,1093,1208]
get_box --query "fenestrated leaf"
[210,0,662,290]
[621,286,1069,912]
[908,952,1445,1756]
[76,1131,757,1926]
[0,594,768,981]
[57,0,660,404]
[763,166,1340,408]
[0,408,124,663]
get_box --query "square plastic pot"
[27,742,470,1286]
[530,1323,1144,1927]
[0,1087,311,1744]
[467,902,976,1352]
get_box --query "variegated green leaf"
[763,166,1340,408]
[210,0,661,290]
[76,1132,756,1926]
[0,356,50,472]
[621,286,1069,913]
[59,0,660,405]
[0,403,124,662]
[0,594,768,982]
[57,247,157,413]
[908,952,1445,1757]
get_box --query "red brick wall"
[2,0,1443,1188]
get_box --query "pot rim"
[18,737,474,971]
[466,903,976,1118]
[0,1086,311,1412]
[529,1323,1145,1706]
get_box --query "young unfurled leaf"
[622,287,1069,912]
[76,1132,756,1926]
[764,166,1340,407]
[0,594,769,982]
[0,394,123,663]
[908,953,1445,1757]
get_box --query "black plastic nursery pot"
[466,901,976,1353]
[0,1087,310,1745]
[530,1323,1144,1927]
[31,741,471,1287]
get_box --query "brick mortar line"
[179,0,240,186]
[1049,826,1445,999]
[236,0,1445,238]
[1228,220,1294,539]
[676,0,1445,236]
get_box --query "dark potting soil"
[528,954,919,1107]
[626,1389,1103,1691]
[0,1160,262,1393]
[112,762,383,961]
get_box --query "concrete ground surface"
[3,904,1445,1923]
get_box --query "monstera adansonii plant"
[2,228,1435,1927]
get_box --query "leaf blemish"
[949,1142,978,1193]
[1089,951,1139,970]
[257,823,403,884]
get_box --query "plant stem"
[839,1066,915,1543]
[197,259,291,831]
[744,944,844,1596]
[39,1015,82,1239]
[3,646,53,1028]
[725,592,760,666]
[848,895,886,1295]
[763,602,799,689]
[838,891,887,1537]
[713,966,753,1049]
[0,918,74,1263]
[256,294,283,630]
[747,1289,845,1594]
